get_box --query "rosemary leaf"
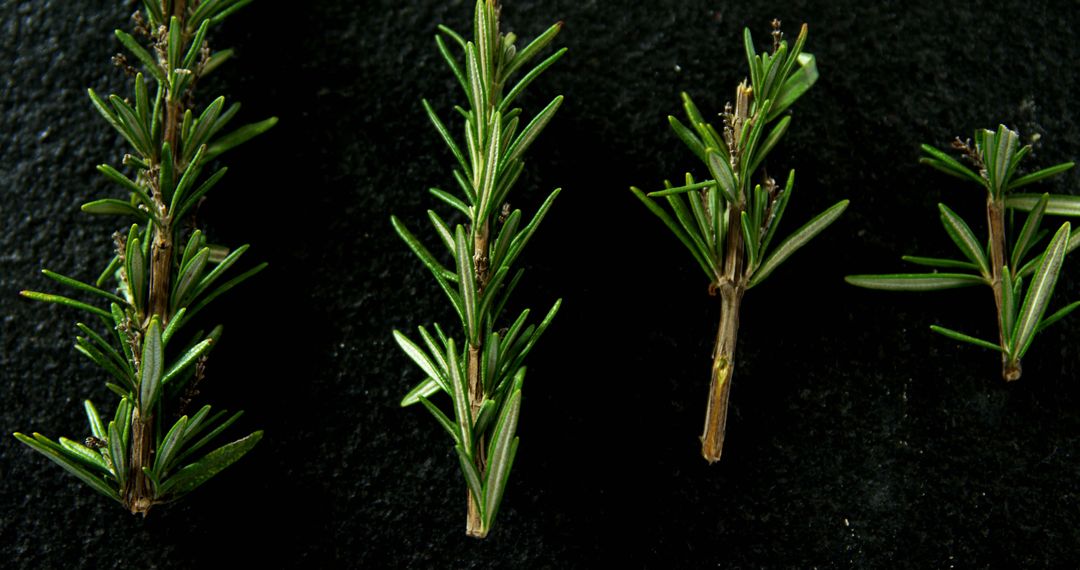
[1011,222,1070,359]
[156,431,262,499]
[1007,193,1080,216]
[929,325,1003,352]
[13,433,120,501]
[749,200,849,288]
[844,273,985,291]
[938,203,990,277]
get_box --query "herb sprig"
[847,126,1077,380]
[15,0,275,515]
[632,21,848,463]
[390,0,565,538]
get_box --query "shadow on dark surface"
[3,1,1079,567]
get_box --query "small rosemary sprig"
[391,0,564,538]
[847,125,1077,381]
[632,21,848,463]
[15,0,276,515]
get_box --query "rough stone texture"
[3,0,1080,567]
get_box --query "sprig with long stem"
[847,125,1077,381]
[15,0,275,515]
[391,0,564,539]
[632,21,848,463]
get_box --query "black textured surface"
[4,1,1080,567]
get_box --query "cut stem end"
[466,491,487,538]
[1003,360,1022,382]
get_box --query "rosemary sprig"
[632,21,848,463]
[14,0,275,515]
[391,0,564,538]
[847,125,1077,381]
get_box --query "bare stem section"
[123,410,154,514]
[465,341,486,538]
[466,492,486,538]
[986,198,1022,381]
[702,285,743,462]
[466,220,490,538]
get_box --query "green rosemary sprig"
[632,20,848,463]
[391,0,564,538]
[14,0,275,515]
[847,125,1077,381]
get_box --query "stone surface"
[2,0,1080,567]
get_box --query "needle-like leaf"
[1008,162,1075,190]
[918,144,984,186]
[161,338,214,386]
[138,317,164,413]
[1011,222,1070,359]
[483,378,522,529]
[424,100,470,177]
[938,203,990,277]
[417,396,460,443]
[156,431,262,498]
[749,200,849,288]
[455,226,479,344]
[41,269,127,306]
[503,95,563,165]
[668,116,707,163]
[19,291,113,320]
[503,188,561,270]
[115,30,163,82]
[929,325,1002,352]
[1001,266,1016,346]
[499,49,567,113]
[393,330,448,393]
[1036,300,1080,334]
[81,199,150,222]
[1007,193,1080,217]
[204,117,277,160]
[446,339,472,452]
[14,433,119,501]
[845,273,986,291]
[706,150,737,204]
[901,256,980,270]
[57,437,111,473]
[768,53,817,121]
[152,415,189,479]
[75,338,134,389]
[172,247,210,310]
[1011,193,1049,269]
[84,401,106,440]
[401,378,442,407]
[392,216,464,321]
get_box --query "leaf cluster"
[847,125,1078,366]
[15,1,274,507]
[391,0,564,535]
[15,400,260,504]
[631,23,847,290]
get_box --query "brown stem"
[702,185,748,462]
[465,220,490,537]
[123,410,155,515]
[702,285,743,463]
[987,197,1022,381]
[465,343,487,537]
[147,223,173,323]
[466,487,487,538]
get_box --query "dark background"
[3,0,1080,567]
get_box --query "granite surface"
[3,0,1080,567]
